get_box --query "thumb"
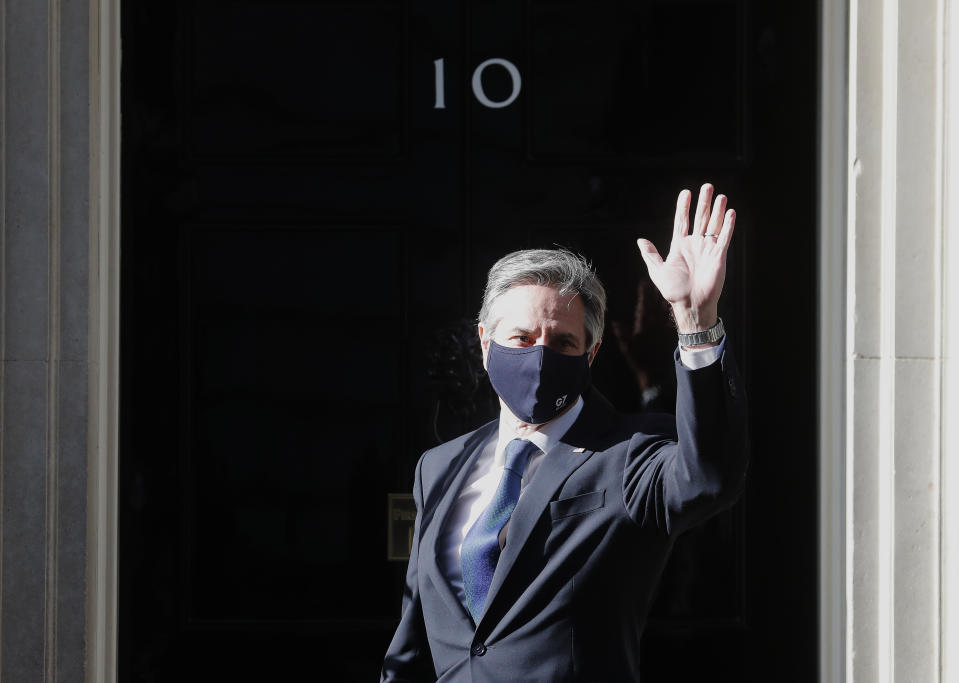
[636,238,664,274]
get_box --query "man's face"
[478,284,601,366]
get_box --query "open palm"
[637,184,736,332]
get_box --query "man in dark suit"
[382,184,748,682]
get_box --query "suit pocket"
[550,489,605,521]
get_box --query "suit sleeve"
[381,454,436,682]
[622,344,748,535]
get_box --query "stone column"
[0,0,120,681]
[846,0,945,680]
[941,2,959,681]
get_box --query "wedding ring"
[705,233,720,238]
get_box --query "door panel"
[121,1,817,680]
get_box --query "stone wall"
[0,0,119,681]
[841,0,954,680]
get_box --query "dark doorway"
[120,1,818,680]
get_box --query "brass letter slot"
[387,493,416,561]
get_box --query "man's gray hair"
[478,248,607,349]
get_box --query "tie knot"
[504,439,537,476]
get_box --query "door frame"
[88,0,121,681]
[92,1,851,680]
[818,2,849,682]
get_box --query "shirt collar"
[494,395,585,465]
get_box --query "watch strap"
[677,317,725,347]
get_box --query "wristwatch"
[677,317,725,347]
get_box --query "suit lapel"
[422,422,497,627]
[477,389,619,631]
[478,441,591,631]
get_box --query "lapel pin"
[573,447,586,453]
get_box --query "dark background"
[120,1,819,680]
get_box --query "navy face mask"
[486,341,591,424]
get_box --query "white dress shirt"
[436,341,724,605]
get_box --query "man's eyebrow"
[500,328,582,343]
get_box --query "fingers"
[661,182,734,253]
[716,209,736,251]
[672,189,691,241]
[706,193,727,237]
[693,183,714,236]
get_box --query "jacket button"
[727,377,737,398]
[471,643,487,656]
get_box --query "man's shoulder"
[573,389,678,448]
[417,419,497,477]
[423,419,497,457]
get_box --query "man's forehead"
[492,283,581,310]
[489,284,587,334]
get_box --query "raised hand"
[636,183,736,336]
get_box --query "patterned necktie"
[461,438,539,623]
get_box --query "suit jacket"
[382,346,748,682]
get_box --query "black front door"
[120,2,818,680]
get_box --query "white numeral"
[472,58,522,109]
[433,58,446,109]
[433,57,522,110]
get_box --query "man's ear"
[477,322,490,369]
[587,339,602,366]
